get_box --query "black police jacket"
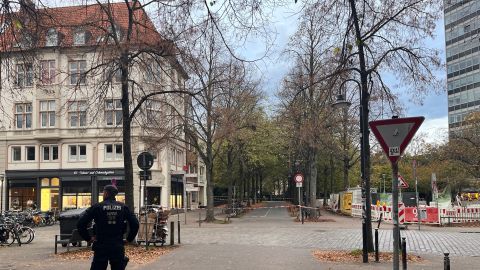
[77,198,139,244]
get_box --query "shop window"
[105,143,123,160]
[40,176,58,214]
[42,145,58,161]
[62,181,91,210]
[69,144,87,161]
[105,99,122,126]
[12,146,21,161]
[9,185,36,211]
[26,146,35,161]
[40,100,56,128]
[15,103,32,129]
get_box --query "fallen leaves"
[312,250,424,263]
[55,245,177,265]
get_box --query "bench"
[54,229,85,254]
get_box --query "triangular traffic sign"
[369,117,424,164]
[398,174,409,189]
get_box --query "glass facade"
[445,0,480,129]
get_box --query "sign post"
[137,152,154,250]
[294,173,304,221]
[369,116,424,270]
[413,160,420,230]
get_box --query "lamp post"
[0,173,4,213]
[333,90,371,263]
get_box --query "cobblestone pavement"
[1,201,480,269]
[178,201,480,257]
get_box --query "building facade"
[445,0,480,131]
[0,2,206,213]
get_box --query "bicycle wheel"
[0,228,16,246]
[18,227,34,244]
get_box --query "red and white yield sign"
[369,117,424,164]
[294,173,304,183]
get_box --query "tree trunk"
[342,107,350,191]
[205,160,215,222]
[120,52,134,211]
[348,0,374,252]
[226,145,234,213]
[308,148,318,218]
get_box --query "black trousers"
[90,243,125,270]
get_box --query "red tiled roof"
[0,1,167,50]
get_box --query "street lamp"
[332,85,371,263]
[382,173,386,194]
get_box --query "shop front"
[6,169,125,211]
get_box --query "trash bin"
[58,208,88,241]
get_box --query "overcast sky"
[244,5,448,145]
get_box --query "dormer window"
[108,24,121,42]
[45,28,58,46]
[73,30,86,45]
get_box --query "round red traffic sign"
[294,173,304,183]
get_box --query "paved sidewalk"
[1,202,480,269]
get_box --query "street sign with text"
[369,117,424,164]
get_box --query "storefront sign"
[73,170,116,176]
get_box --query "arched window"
[45,28,57,46]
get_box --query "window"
[14,103,32,129]
[26,146,35,161]
[16,63,33,87]
[146,99,162,123]
[40,60,56,84]
[69,145,86,161]
[176,150,183,166]
[105,143,123,160]
[42,145,58,161]
[68,101,87,127]
[73,31,86,45]
[105,99,122,126]
[39,100,56,128]
[69,60,86,85]
[200,166,204,176]
[170,148,176,164]
[45,28,58,46]
[108,24,122,41]
[145,61,161,83]
[12,146,21,161]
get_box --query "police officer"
[77,185,139,270]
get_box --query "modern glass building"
[445,0,480,130]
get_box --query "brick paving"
[1,201,480,269]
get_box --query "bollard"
[199,210,201,228]
[375,228,379,263]
[170,221,175,246]
[401,237,407,270]
[444,253,450,270]
[178,220,181,244]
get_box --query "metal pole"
[382,174,386,194]
[0,178,3,213]
[170,221,174,245]
[401,237,407,270]
[392,162,400,270]
[177,220,181,244]
[375,228,379,262]
[183,174,187,225]
[414,160,420,230]
[144,176,148,250]
[198,209,201,227]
